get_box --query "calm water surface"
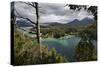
[41,35,81,61]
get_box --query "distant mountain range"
[40,22,64,26]
[41,17,94,27]
[67,17,94,26]
[16,19,33,27]
[16,17,94,28]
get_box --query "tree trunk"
[35,2,41,45]
[35,2,42,61]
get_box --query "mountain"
[40,18,94,28]
[41,22,63,26]
[46,22,64,26]
[16,19,33,27]
[67,18,94,26]
[40,22,66,28]
[16,17,94,28]
[67,19,80,25]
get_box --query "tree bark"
[35,2,41,44]
[35,2,42,61]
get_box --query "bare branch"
[25,18,37,25]
[14,7,37,25]
[24,2,36,8]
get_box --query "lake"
[41,35,81,61]
[17,27,37,38]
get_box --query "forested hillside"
[14,27,67,65]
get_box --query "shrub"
[14,28,67,65]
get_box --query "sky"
[14,1,94,24]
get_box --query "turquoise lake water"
[41,35,81,61]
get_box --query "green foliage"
[74,22,97,61]
[41,47,67,64]
[78,22,97,40]
[53,30,65,38]
[14,28,67,65]
[41,27,66,38]
[74,38,97,61]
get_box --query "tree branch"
[14,7,37,25]
[24,2,36,8]
[24,2,41,8]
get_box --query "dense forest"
[14,27,67,65]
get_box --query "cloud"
[77,10,94,20]
[15,2,94,24]
[15,2,36,22]
[40,14,68,23]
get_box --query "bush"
[53,28,65,38]
[14,28,67,65]
[74,38,97,61]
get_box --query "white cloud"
[77,10,94,20]
[15,2,94,24]
[40,14,68,23]
[15,2,36,22]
